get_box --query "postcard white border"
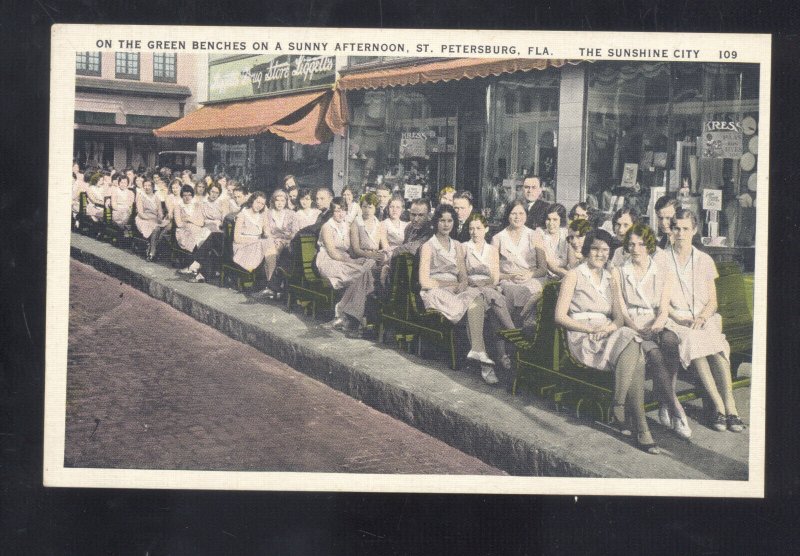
[45,25,770,497]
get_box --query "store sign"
[702,188,723,211]
[208,54,336,102]
[403,184,423,200]
[700,121,743,159]
[399,131,433,159]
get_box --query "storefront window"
[586,61,759,248]
[345,85,458,198]
[481,68,561,223]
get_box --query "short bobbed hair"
[623,223,658,255]
[581,229,615,258]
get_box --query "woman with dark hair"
[201,183,225,233]
[491,200,548,326]
[535,202,569,279]
[350,192,386,263]
[165,178,184,223]
[85,171,106,224]
[663,209,744,432]
[613,223,691,439]
[317,197,376,337]
[419,205,496,373]
[110,175,135,232]
[381,195,409,254]
[608,207,640,266]
[232,191,278,297]
[555,228,660,454]
[294,187,321,230]
[341,186,361,225]
[462,212,517,379]
[135,178,169,261]
[566,218,592,269]
[568,202,591,222]
[175,185,216,283]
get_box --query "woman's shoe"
[322,317,346,331]
[671,415,692,439]
[178,266,196,275]
[499,355,512,371]
[481,366,499,384]
[636,431,661,455]
[711,412,728,432]
[466,350,495,366]
[658,406,672,428]
[726,414,746,432]
[609,405,632,436]
[253,287,276,299]
[192,273,205,283]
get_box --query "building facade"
[74,51,202,170]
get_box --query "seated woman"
[535,202,570,279]
[341,186,361,225]
[419,205,496,377]
[110,175,135,232]
[175,185,217,284]
[164,178,184,223]
[350,192,387,264]
[316,197,376,337]
[568,201,591,223]
[566,218,592,269]
[554,229,660,454]
[193,179,207,202]
[491,200,547,327]
[84,172,107,224]
[608,207,639,267]
[613,223,691,439]
[231,191,278,298]
[135,177,169,261]
[201,183,226,233]
[382,195,409,253]
[663,208,744,432]
[266,188,298,255]
[462,213,517,380]
[294,187,321,230]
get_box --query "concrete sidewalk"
[69,233,751,479]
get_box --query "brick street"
[65,260,504,475]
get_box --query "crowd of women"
[72,165,746,455]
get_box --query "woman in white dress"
[341,186,361,225]
[135,178,169,261]
[419,204,495,373]
[85,171,107,224]
[231,191,278,298]
[266,189,298,255]
[462,213,517,381]
[193,179,207,203]
[555,229,660,454]
[201,183,226,233]
[294,188,321,230]
[164,179,184,224]
[350,192,387,263]
[110,175,135,231]
[317,197,376,337]
[663,208,744,432]
[175,185,215,283]
[535,203,569,279]
[566,218,592,270]
[613,223,691,439]
[491,200,548,326]
[381,195,409,254]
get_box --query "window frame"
[115,52,140,80]
[153,52,177,83]
[76,52,101,76]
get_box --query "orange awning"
[336,58,583,91]
[153,90,333,143]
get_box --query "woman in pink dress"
[317,198,376,337]
[110,175,135,232]
[419,204,494,372]
[462,213,517,381]
[232,191,278,298]
[663,208,744,432]
[135,178,169,260]
[294,188,321,230]
[555,228,660,454]
[491,200,548,326]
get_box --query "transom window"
[115,52,140,80]
[76,52,101,76]
[153,53,177,83]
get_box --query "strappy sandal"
[608,405,632,437]
[636,431,661,455]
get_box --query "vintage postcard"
[45,25,769,496]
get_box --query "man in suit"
[654,195,679,250]
[375,184,392,221]
[451,191,476,243]
[296,187,334,237]
[522,176,550,230]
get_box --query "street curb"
[69,233,748,480]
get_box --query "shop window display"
[586,61,759,248]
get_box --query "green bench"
[501,265,753,422]
[283,234,339,318]
[377,253,458,369]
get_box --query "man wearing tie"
[450,190,476,243]
[522,176,549,230]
